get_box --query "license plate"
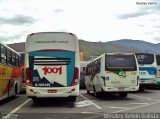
[118,87,124,91]
[48,90,57,93]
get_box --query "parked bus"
[156,54,160,88]
[135,53,157,91]
[0,42,22,101]
[80,61,90,89]
[85,53,139,97]
[25,32,80,103]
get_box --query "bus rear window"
[135,54,154,65]
[105,54,136,71]
[156,55,160,65]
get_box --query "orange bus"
[0,42,22,101]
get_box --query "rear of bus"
[135,53,157,90]
[156,54,160,88]
[103,53,139,95]
[25,32,79,102]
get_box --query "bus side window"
[12,53,16,66]
[96,60,100,73]
[1,45,7,64]
[16,55,19,66]
[7,49,12,65]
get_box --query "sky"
[0,0,160,44]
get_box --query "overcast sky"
[0,0,160,44]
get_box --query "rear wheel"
[68,96,76,102]
[12,85,17,99]
[32,97,39,104]
[93,86,101,97]
[87,90,90,94]
[119,92,128,97]
[139,86,145,91]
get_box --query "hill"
[79,40,140,60]
[8,39,160,61]
[109,39,160,53]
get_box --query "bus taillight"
[26,68,33,86]
[71,67,79,86]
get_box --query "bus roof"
[26,32,78,52]
[135,52,155,55]
[28,32,76,37]
[0,42,21,56]
[90,52,135,63]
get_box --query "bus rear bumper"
[139,79,157,85]
[101,85,139,92]
[26,85,79,98]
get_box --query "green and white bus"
[85,53,139,97]
[135,53,157,91]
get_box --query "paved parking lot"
[1,88,160,119]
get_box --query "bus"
[156,54,160,88]
[135,53,157,91]
[85,53,139,97]
[80,61,90,89]
[25,32,80,103]
[0,42,22,101]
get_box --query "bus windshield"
[105,54,136,71]
[135,53,154,65]
[156,55,160,65]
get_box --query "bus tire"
[68,96,76,102]
[87,90,90,94]
[93,86,101,97]
[139,86,145,91]
[119,92,128,97]
[12,84,17,99]
[32,97,39,104]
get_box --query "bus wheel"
[68,96,76,102]
[87,90,90,94]
[93,86,101,97]
[139,86,145,91]
[119,92,128,97]
[32,97,39,104]
[12,85,17,99]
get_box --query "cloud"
[117,1,160,19]
[0,34,22,42]
[139,25,145,27]
[153,37,160,42]
[0,29,28,43]
[54,9,64,14]
[0,15,36,25]
[153,25,160,28]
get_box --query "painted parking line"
[2,99,31,119]
[75,100,94,107]
[10,99,31,113]
[109,106,130,110]
[131,102,149,105]
[129,94,152,100]
[83,100,160,119]
[80,94,102,110]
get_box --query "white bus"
[156,54,160,88]
[25,32,80,103]
[85,53,139,97]
[135,53,157,91]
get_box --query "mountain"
[109,39,160,53]
[8,39,160,61]
[79,40,141,60]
